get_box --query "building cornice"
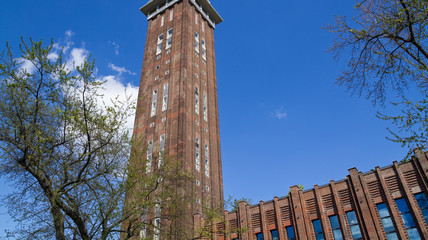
[140,0,222,28]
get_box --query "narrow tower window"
[159,134,165,167]
[146,140,153,173]
[195,137,200,171]
[154,204,161,240]
[161,16,164,26]
[195,87,199,114]
[150,90,158,117]
[156,34,164,55]
[203,94,207,121]
[195,13,198,24]
[166,28,173,49]
[202,21,205,32]
[194,32,199,53]
[201,39,206,60]
[169,10,173,21]
[204,144,209,177]
[162,84,168,111]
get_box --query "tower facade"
[129,0,223,238]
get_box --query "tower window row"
[194,31,207,61]
[146,134,167,173]
[150,83,169,117]
[156,28,173,56]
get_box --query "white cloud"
[65,30,75,38]
[18,58,36,74]
[108,63,136,76]
[97,75,139,130]
[273,108,287,120]
[112,42,120,56]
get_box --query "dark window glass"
[286,226,295,240]
[346,211,363,240]
[395,198,421,240]
[329,215,343,240]
[415,193,428,223]
[256,233,263,240]
[377,203,398,240]
[271,230,278,240]
[312,219,325,240]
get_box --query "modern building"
[128,0,428,239]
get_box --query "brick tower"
[129,0,223,238]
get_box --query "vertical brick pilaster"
[224,211,230,240]
[289,186,308,240]
[273,197,285,239]
[259,201,269,240]
[414,149,428,189]
[238,202,250,240]
[348,168,380,239]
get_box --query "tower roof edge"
[140,0,223,26]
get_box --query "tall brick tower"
[129,0,223,238]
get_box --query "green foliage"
[224,195,252,212]
[328,0,428,104]
[0,37,155,240]
[328,0,428,157]
[377,96,428,158]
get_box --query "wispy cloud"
[108,63,136,76]
[272,107,287,120]
[112,42,120,56]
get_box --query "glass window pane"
[329,215,340,229]
[406,228,421,240]
[313,219,322,233]
[333,229,343,240]
[422,209,428,220]
[386,232,399,240]
[415,193,428,208]
[377,203,390,218]
[346,211,358,224]
[401,212,416,228]
[395,198,410,213]
[286,226,295,240]
[256,233,263,240]
[271,230,278,240]
[316,233,325,240]
[350,225,362,239]
[381,217,395,233]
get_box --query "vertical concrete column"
[329,180,348,240]
[238,201,250,240]
[375,166,408,238]
[289,185,308,240]
[348,168,380,239]
[314,185,332,239]
[259,201,269,240]
[273,197,285,239]
[393,162,428,238]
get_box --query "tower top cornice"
[140,0,223,28]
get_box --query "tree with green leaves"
[328,0,428,155]
[0,38,189,240]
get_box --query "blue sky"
[0,0,413,237]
